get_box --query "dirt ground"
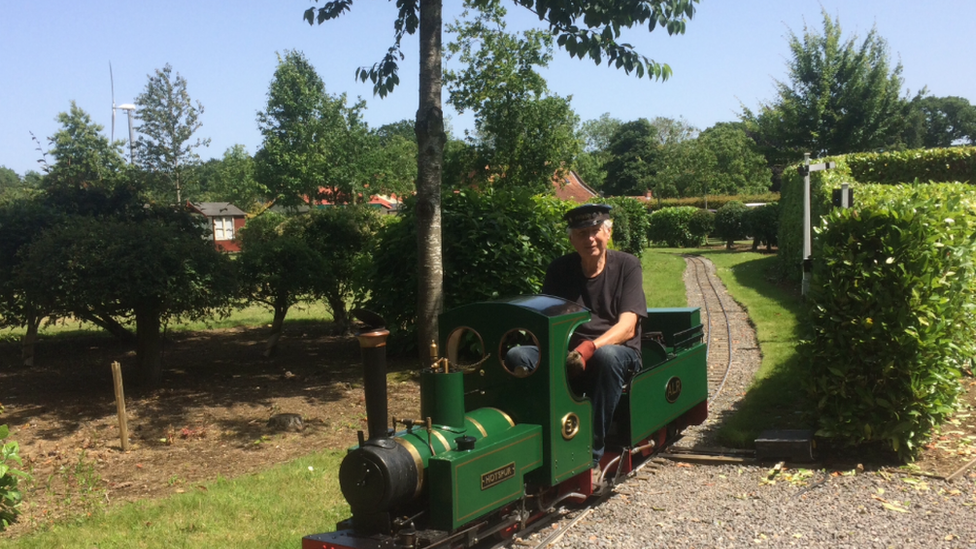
[1,323,975,539]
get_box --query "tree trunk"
[21,312,41,368]
[78,310,136,342]
[415,0,446,360]
[325,293,350,335]
[263,303,289,358]
[136,304,163,387]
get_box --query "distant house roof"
[553,171,599,203]
[188,202,247,217]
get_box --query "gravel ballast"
[532,256,976,548]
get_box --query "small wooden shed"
[188,202,247,252]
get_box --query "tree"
[20,207,234,386]
[44,102,130,199]
[603,118,661,197]
[741,10,907,159]
[444,3,580,193]
[237,212,326,356]
[193,145,266,212]
[904,95,976,148]
[256,50,379,208]
[298,205,382,333]
[653,122,771,199]
[305,0,699,355]
[134,64,210,204]
[575,113,624,190]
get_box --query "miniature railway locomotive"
[303,295,708,549]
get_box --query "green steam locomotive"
[303,294,708,549]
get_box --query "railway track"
[684,254,735,403]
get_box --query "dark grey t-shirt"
[542,250,647,353]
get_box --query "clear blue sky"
[2,1,974,177]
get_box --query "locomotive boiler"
[303,295,708,549]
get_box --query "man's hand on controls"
[566,340,596,378]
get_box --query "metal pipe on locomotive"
[303,295,709,549]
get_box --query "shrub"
[804,186,976,460]
[647,206,703,248]
[597,196,649,257]
[713,201,749,249]
[646,192,780,212]
[688,209,714,243]
[367,188,571,348]
[1,411,30,531]
[745,202,779,251]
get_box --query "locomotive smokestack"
[357,327,390,440]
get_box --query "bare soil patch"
[1,321,974,539]
[0,323,422,538]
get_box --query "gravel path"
[528,255,976,549]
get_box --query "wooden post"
[111,361,130,451]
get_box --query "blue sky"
[2,1,974,177]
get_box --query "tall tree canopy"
[741,10,907,160]
[134,64,210,204]
[304,0,699,354]
[903,95,976,149]
[256,50,390,208]
[444,3,580,193]
[602,118,661,197]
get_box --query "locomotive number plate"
[665,376,682,403]
[481,462,516,490]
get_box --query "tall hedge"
[846,147,976,185]
[804,184,976,459]
[779,147,976,280]
[647,206,705,248]
[368,189,571,347]
[597,196,649,257]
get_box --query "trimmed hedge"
[646,192,780,212]
[847,147,976,185]
[745,202,779,251]
[779,147,976,280]
[596,196,649,257]
[804,184,976,459]
[647,206,705,248]
[714,201,749,249]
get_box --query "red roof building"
[553,171,599,203]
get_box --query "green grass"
[644,244,808,446]
[7,452,348,548]
[0,302,335,344]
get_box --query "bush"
[367,189,571,348]
[647,206,703,248]
[597,196,649,257]
[688,209,714,243]
[804,186,976,460]
[713,201,749,249]
[745,202,779,251]
[1,413,30,531]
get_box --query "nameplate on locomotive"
[665,376,682,403]
[481,462,516,490]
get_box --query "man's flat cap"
[564,203,612,229]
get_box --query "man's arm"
[592,311,639,349]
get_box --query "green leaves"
[805,185,976,460]
[0,422,30,531]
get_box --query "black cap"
[564,204,612,229]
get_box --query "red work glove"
[574,340,597,364]
[566,340,597,379]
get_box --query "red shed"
[188,202,247,252]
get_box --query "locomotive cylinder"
[357,328,390,440]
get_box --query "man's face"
[570,222,611,260]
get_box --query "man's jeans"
[505,344,641,465]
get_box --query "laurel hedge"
[647,206,707,248]
[778,147,976,280]
[804,184,976,459]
